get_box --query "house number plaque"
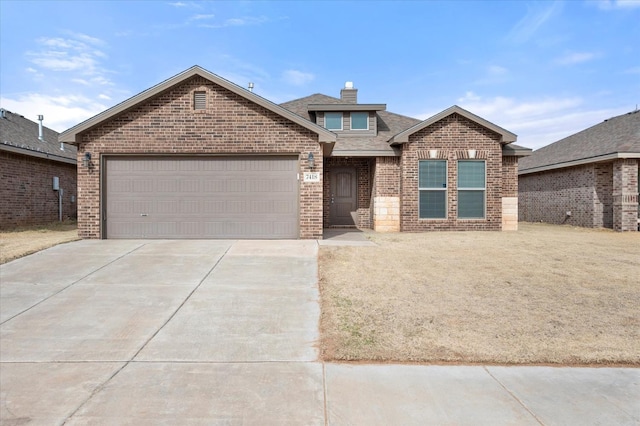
[303,172,320,182]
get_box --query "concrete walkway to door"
[1,240,638,425]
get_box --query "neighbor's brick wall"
[519,160,638,232]
[612,158,639,232]
[519,164,598,227]
[323,157,371,228]
[400,113,504,231]
[0,151,77,229]
[76,75,323,239]
[594,163,613,228]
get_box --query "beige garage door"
[105,156,299,239]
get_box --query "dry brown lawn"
[319,223,640,365]
[0,222,80,264]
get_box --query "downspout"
[59,188,63,222]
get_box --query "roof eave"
[390,105,517,145]
[308,104,387,112]
[519,152,640,175]
[330,150,399,157]
[502,146,533,157]
[59,65,336,144]
[0,144,77,165]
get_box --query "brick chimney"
[340,81,357,103]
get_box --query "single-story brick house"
[1,109,77,229]
[519,110,639,231]
[59,66,531,239]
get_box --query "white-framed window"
[419,160,447,219]
[457,160,486,219]
[350,112,369,130]
[325,112,343,130]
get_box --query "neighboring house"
[519,110,640,232]
[59,66,531,240]
[0,109,77,229]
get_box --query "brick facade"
[519,160,638,231]
[400,113,504,231]
[0,151,77,229]
[76,76,323,239]
[613,159,639,231]
[372,157,401,231]
[323,157,371,228]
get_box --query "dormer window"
[325,112,343,130]
[351,112,368,130]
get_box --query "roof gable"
[59,66,336,144]
[519,109,640,174]
[280,94,421,157]
[390,105,517,145]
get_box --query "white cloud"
[71,78,90,85]
[27,34,112,87]
[487,65,508,76]
[595,0,640,10]
[64,31,106,46]
[189,14,215,21]
[98,94,112,100]
[414,91,628,150]
[555,51,599,65]
[622,66,640,74]
[168,1,203,8]
[282,70,315,86]
[506,1,563,43]
[198,15,269,28]
[30,52,96,72]
[474,65,510,85]
[25,67,44,79]
[0,93,108,131]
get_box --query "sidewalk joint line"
[61,243,231,424]
[0,243,146,326]
[322,362,329,426]
[483,366,545,425]
[129,245,231,362]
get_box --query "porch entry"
[329,167,357,226]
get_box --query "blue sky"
[1,0,639,150]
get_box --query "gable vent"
[194,91,206,110]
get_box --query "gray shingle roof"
[60,66,335,144]
[280,94,421,156]
[0,109,76,164]
[519,110,640,173]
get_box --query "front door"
[330,167,357,226]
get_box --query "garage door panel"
[105,156,299,239]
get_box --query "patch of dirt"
[319,223,640,365]
[0,222,80,264]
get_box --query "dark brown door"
[330,167,357,226]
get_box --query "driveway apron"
[0,239,324,425]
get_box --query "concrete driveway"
[1,239,638,425]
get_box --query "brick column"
[612,159,638,232]
[373,157,400,232]
[502,156,518,231]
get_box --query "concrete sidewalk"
[1,240,638,425]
